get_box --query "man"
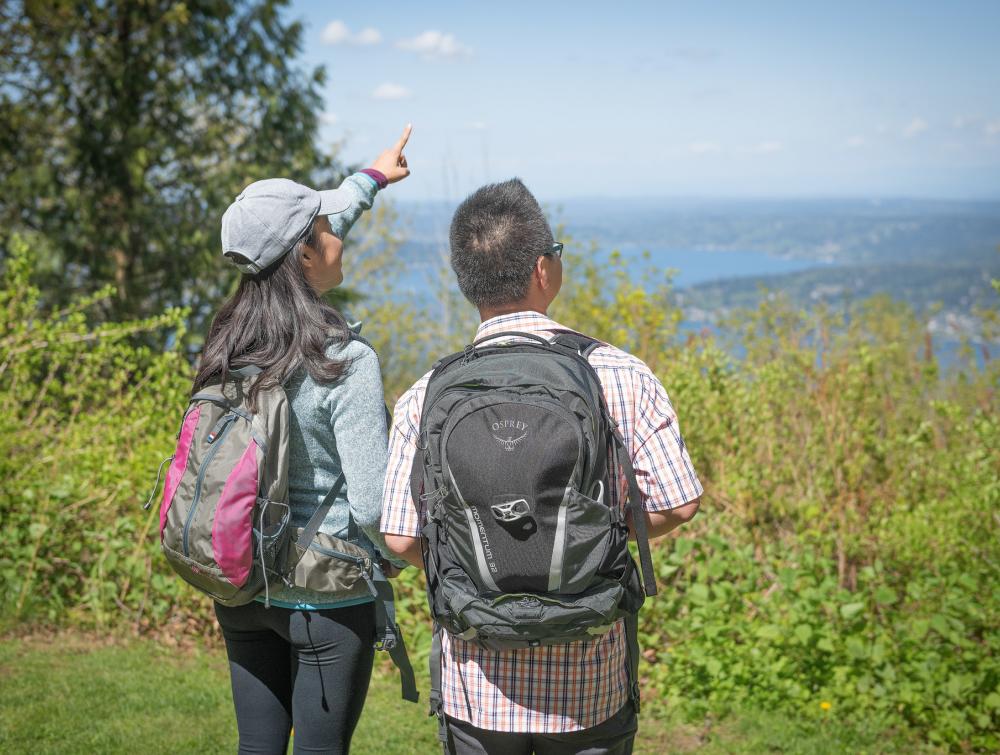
[381,178,702,754]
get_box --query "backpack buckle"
[462,344,476,364]
[490,498,531,523]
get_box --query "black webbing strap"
[296,472,346,552]
[370,568,419,702]
[471,330,550,348]
[550,331,602,359]
[613,430,658,597]
[410,447,425,510]
[429,624,447,742]
[623,612,642,714]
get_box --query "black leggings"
[214,600,376,755]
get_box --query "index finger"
[394,123,412,153]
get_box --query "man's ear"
[536,255,553,291]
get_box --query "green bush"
[0,236,210,632]
[1,238,997,749]
[640,533,998,750]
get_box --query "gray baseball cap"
[221,178,353,274]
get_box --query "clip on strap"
[372,566,419,702]
[429,624,447,741]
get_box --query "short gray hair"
[449,179,554,308]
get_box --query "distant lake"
[590,243,831,288]
[389,240,831,294]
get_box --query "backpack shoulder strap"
[553,330,656,596]
[296,472,347,551]
[551,331,602,358]
[612,427,658,598]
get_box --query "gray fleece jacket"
[255,172,400,609]
[257,336,399,609]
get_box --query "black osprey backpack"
[410,331,657,722]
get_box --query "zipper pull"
[206,413,235,444]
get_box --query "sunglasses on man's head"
[542,242,563,259]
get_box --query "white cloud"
[322,20,382,46]
[355,27,382,45]
[753,140,782,154]
[372,82,411,100]
[467,121,488,130]
[846,135,866,148]
[985,120,1000,136]
[320,112,339,126]
[321,21,351,45]
[952,115,971,129]
[397,30,471,59]
[903,117,928,138]
[688,141,721,155]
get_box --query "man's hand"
[371,124,412,184]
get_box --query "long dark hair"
[193,225,351,408]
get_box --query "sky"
[288,0,1000,202]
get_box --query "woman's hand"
[370,124,412,184]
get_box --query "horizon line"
[392,193,1000,205]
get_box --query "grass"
[0,633,936,754]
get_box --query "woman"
[194,125,412,754]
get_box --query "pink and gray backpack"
[146,363,417,700]
[150,366,291,606]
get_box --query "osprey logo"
[491,419,528,451]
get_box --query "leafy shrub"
[0,236,210,632]
[1,237,997,749]
[640,532,998,750]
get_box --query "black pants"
[444,703,637,755]
[214,600,376,755]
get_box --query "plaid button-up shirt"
[381,311,703,733]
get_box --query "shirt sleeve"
[327,173,378,241]
[328,342,405,565]
[380,383,426,538]
[629,366,704,512]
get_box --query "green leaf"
[840,602,865,620]
[688,583,710,605]
[756,624,782,641]
[874,586,897,605]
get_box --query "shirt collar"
[474,311,576,342]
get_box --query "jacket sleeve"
[328,341,408,567]
[328,173,379,241]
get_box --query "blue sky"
[289,0,1000,201]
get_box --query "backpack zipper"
[306,542,377,597]
[182,413,237,557]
